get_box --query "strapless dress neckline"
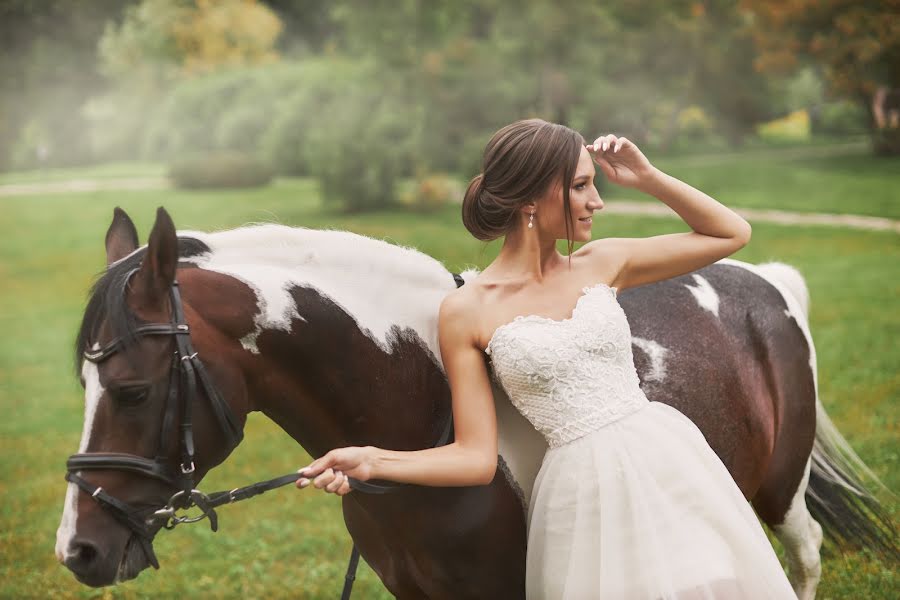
[485,281,618,355]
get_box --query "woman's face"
[532,146,603,243]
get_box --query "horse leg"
[342,500,429,598]
[756,459,823,600]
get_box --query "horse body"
[57,208,895,599]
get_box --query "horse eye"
[110,384,150,407]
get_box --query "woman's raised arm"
[587,134,751,291]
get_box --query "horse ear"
[105,207,139,266]
[133,207,178,304]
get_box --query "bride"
[296,118,796,598]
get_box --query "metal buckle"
[147,489,218,531]
[181,461,195,474]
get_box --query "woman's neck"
[490,227,565,283]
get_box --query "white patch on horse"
[178,225,455,358]
[719,258,818,397]
[772,459,823,599]
[56,350,104,561]
[684,274,720,317]
[631,337,670,382]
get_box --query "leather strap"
[67,453,176,484]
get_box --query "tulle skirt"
[526,401,796,599]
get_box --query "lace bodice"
[485,282,648,448]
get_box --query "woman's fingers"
[603,134,618,152]
[594,156,616,180]
[589,134,621,154]
[325,470,345,493]
[613,136,628,153]
[299,450,337,479]
[313,467,336,489]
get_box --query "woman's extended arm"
[296,291,498,495]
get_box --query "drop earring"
[528,212,535,229]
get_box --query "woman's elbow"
[734,221,752,247]
[474,454,498,486]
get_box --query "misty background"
[1,0,897,210]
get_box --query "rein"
[66,269,464,597]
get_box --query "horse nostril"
[65,539,100,574]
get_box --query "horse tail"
[807,401,899,559]
[757,261,898,560]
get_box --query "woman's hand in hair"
[587,134,657,190]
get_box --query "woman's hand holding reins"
[296,446,376,497]
[587,134,657,190]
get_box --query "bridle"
[64,267,461,597]
[66,269,245,568]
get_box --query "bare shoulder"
[577,238,630,288]
[438,286,482,345]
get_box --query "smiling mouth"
[578,217,593,224]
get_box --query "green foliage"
[168,151,274,189]
[400,172,463,212]
[817,101,869,135]
[303,81,418,212]
[757,110,812,143]
[0,0,136,170]
[258,60,367,175]
[215,105,271,155]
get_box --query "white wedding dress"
[485,282,796,599]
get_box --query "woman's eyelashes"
[573,178,594,191]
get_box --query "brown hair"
[462,118,585,257]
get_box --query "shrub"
[400,172,462,212]
[815,101,868,135]
[215,105,270,154]
[756,110,811,142]
[168,151,273,189]
[304,81,417,212]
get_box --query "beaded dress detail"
[486,282,646,448]
[485,283,795,599]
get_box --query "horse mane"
[74,237,211,375]
[75,223,461,373]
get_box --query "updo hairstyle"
[462,119,585,243]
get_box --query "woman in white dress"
[296,118,796,598]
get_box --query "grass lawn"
[0,163,897,598]
[0,162,166,185]
[605,141,900,220]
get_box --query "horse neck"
[183,267,454,460]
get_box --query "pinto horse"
[57,207,895,599]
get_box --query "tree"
[745,0,900,154]
[91,0,283,160]
[0,0,138,169]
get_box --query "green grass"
[0,162,166,185]
[0,161,897,598]
[605,142,900,220]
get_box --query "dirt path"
[605,201,900,234]
[1,176,897,233]
[0,177,169,197]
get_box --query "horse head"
[56,207,250,586]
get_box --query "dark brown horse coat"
[57,208,896,599]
